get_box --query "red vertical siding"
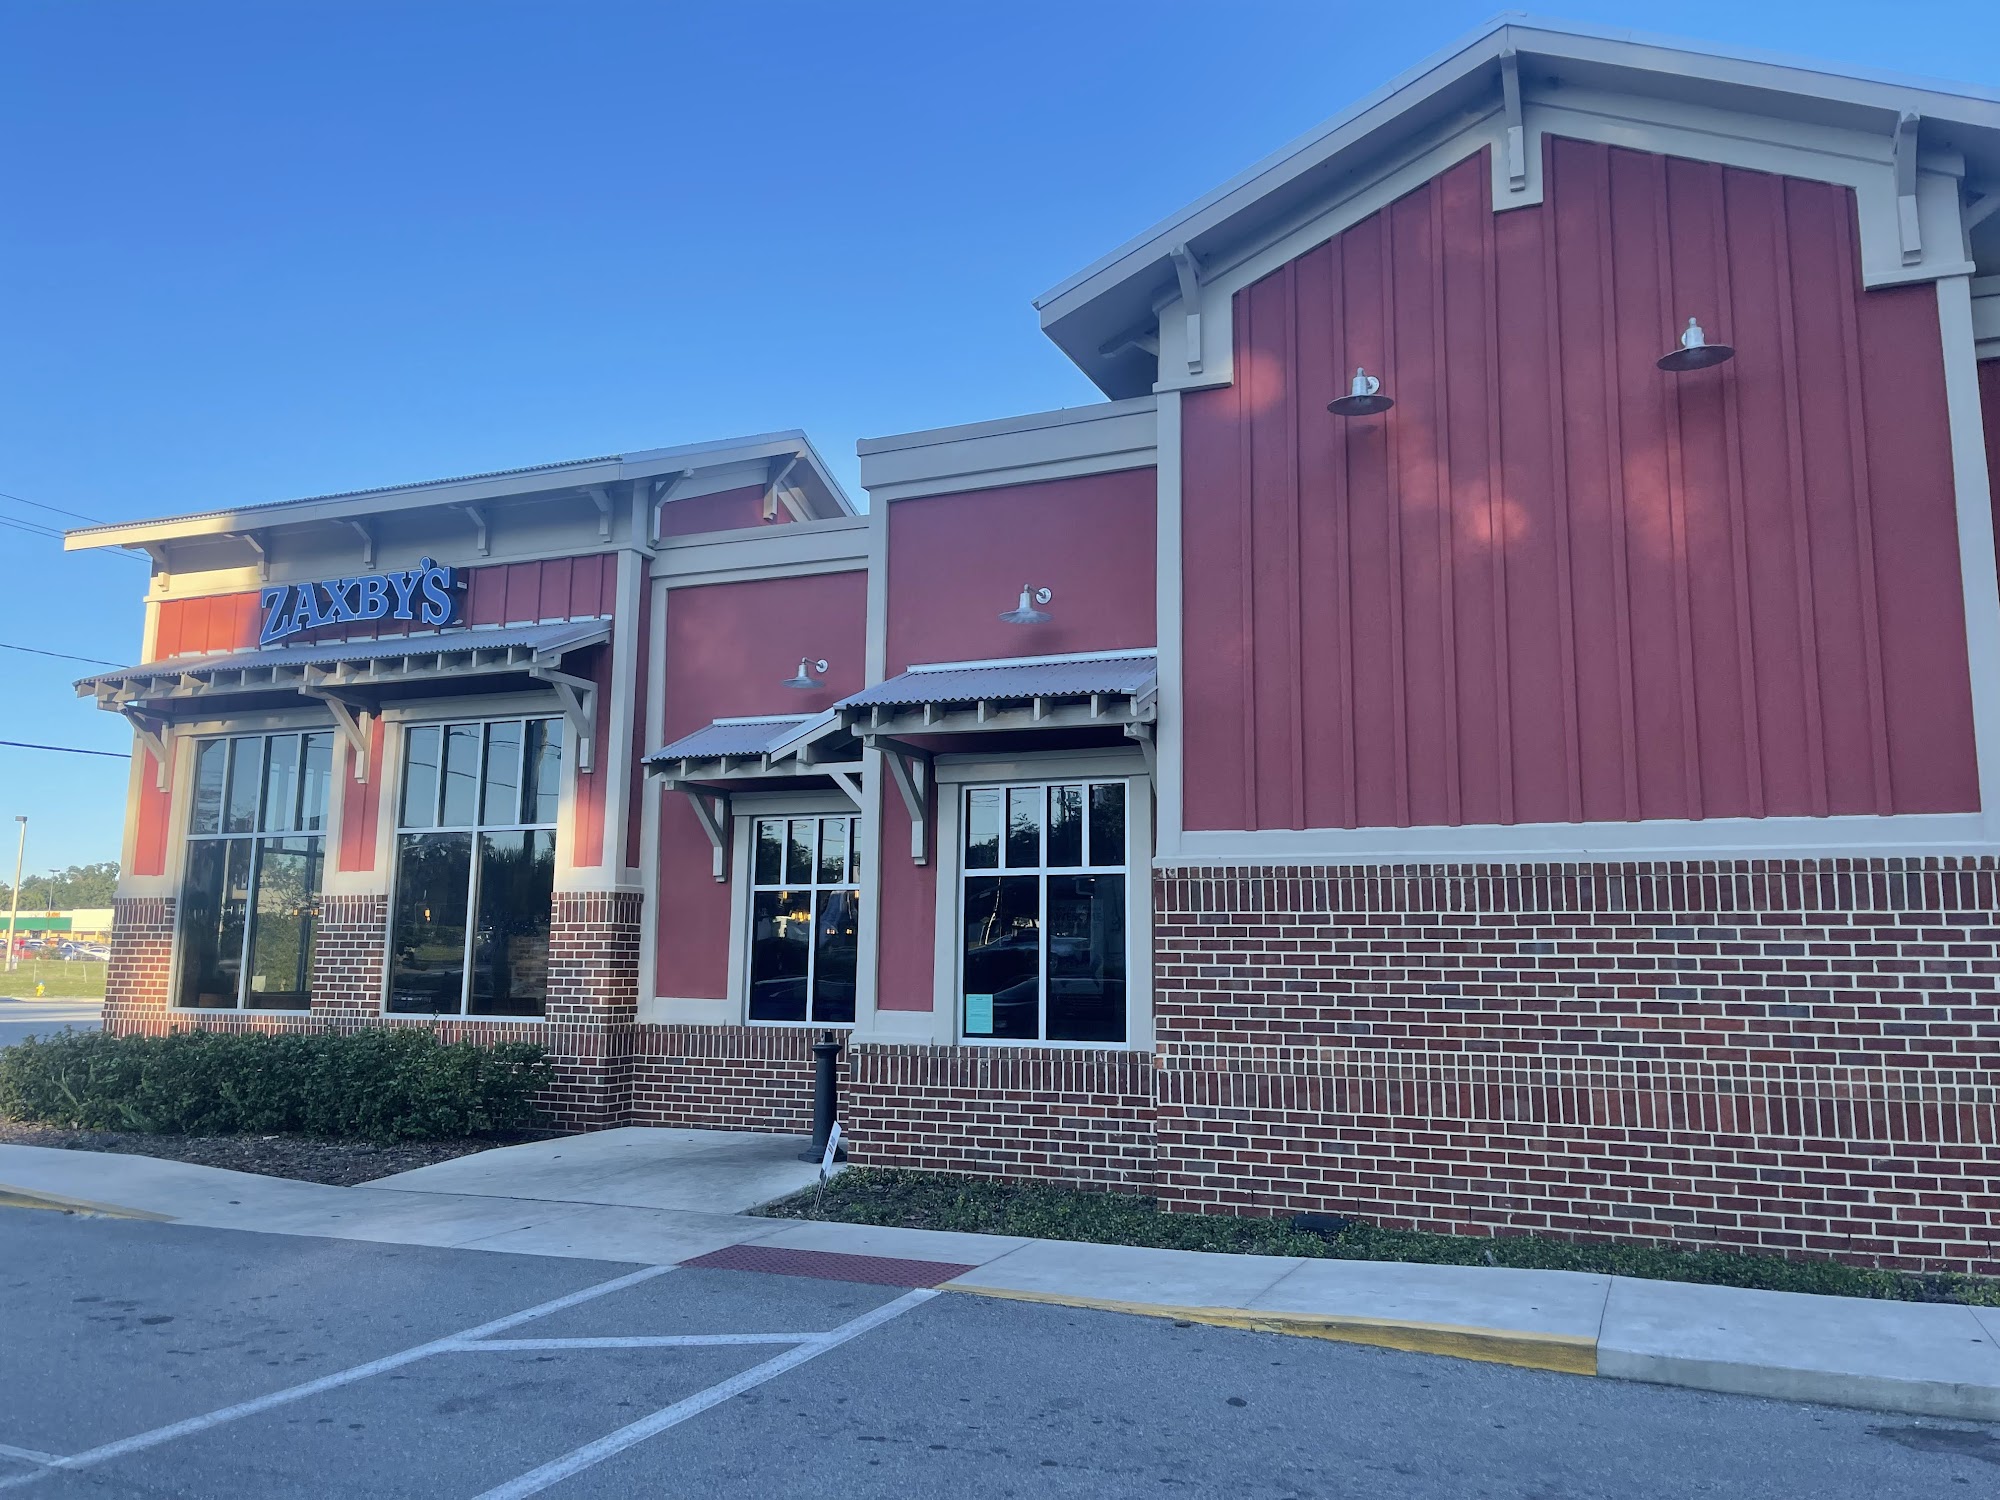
[651,572,869,999]
[876,790,935,1011]
[336,718,385,873]
[1182,140,1979,833]
[131,743,176,877]
[655,484,792,538]
[883,470,1155,674]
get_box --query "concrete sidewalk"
[3,1137,1997,1422]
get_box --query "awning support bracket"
[119,707,173,791]
[458,503,491,557]
[670,786,732,881]
[529,662,598,772]
[827,768,864,810]
[868,737,932,864]
[298,685,376,782]
[1123,720,1157,777]
[348,518,377,569]
[241,530,270,583]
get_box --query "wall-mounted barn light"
[1657,317,1734,372]
[999,586,1054,626]
[1327,366,1393,416]
[782,657,829,690]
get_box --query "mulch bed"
[0,1120,563,1187]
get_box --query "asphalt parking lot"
[2,1209,1997,1498]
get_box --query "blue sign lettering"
[258,558,466,647]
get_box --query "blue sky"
[3,0,1997,875]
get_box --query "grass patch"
[0,960,105,1000]
[757,1167,2000,1307]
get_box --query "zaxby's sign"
[259,558,467,646]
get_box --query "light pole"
[5,816,24,974]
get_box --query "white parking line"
[471,1287,939,1500]
[0,1448,58,1469]
[458,1334,816,1351]
[0,1264,674,1493]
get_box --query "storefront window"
[960,780,1126,1043]
[177,731,332,1009]
[746,814,860,1025]
[388,718,561,1017]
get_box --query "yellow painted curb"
[939,1282,1598,1376]
[0,1185,173,1222]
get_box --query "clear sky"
[3,0,1996,877]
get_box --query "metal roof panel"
[837,653,1157,709]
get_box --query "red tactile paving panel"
[680,1244,977,1288]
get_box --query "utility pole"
[5,816,24,974]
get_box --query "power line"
[0,740,130,759]
[0,642,122,667]
[0,489,104,524]
[0,512,147,561]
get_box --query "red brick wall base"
[629,1025,818,1134]
[1155,858,2000,1274]
[845,1044,1156,1190]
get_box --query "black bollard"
[799,1030,847,1162]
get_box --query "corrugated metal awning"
[644,709,859,785]
[79,620,612,789]
[836,652,1156,712]
[76,620,608,694]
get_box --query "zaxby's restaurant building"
[66,21,2000,1271]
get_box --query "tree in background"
[0,862,119,910]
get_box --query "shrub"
[0,1028,552,1143]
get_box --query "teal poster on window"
[965,993,994,1034]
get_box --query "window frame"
[739,810,863,1029]
[724,795,863,1029]
[383,713,565,1020]
[942,770,1146,1050]
[169,727,335,1015]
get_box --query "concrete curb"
[1596,1347,2000,1422]
[0,1183,173,1221]
[940,1282,1599,1376]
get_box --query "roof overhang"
[63,431,857,557]
[81,621,611,786]
[833,652,1158,741]
[1036,14,2000,397]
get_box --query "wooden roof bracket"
[660,782,732,881]
[527,661,597,772]
[240,529,270,583]
[118,706,173,791]
[1169,243,1205,377]
[457,503,490,557]
[762,454,800,522]
[348,518,376,569]
[865,734,932,864]
[1500,48,1528,194]
[1894,111,1923,264]
[583,485,614,542]
[1122,720,1157,777]
[297,682,375,782]
[647,469,694,547]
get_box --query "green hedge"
[0,1028,553,1143]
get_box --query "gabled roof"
[1037,13,2000,397]
[64,430,856,553]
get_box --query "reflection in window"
[388,718,562,1018]
[960,781,1127,1043]
[176,732,332,1010]
[747,814,859,1026]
